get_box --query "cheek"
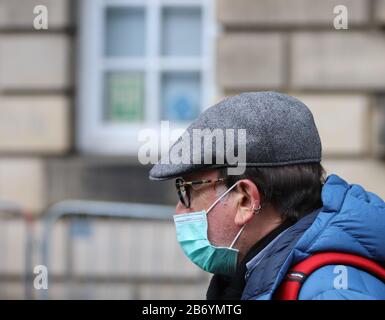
[207,200,239,246]
[195,189,216,210]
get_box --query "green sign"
[106,72,144,122]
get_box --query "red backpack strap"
[274,252,385,300]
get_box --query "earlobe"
[234,205,255,226]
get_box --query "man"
[149,92,385,300]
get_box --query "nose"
[175,201,192,215]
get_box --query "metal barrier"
[38,200,208,299]
[0,200,33,299]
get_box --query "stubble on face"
[178,169,241,248]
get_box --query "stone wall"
[216,0,385,198]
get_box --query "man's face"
[175,169,241,247]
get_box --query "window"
[78,0,216,154]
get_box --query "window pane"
[161,72,201,121]
[105,7,146,57]
[105,72,145,123]
[161,7,202,56]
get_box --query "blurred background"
[0,0,385,299]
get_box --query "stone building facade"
[0,0,384,299]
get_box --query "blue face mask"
[173,182,246,275]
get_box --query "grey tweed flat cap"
[149,91,321,180]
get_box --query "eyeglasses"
[175,177,227,208]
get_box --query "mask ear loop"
[205,181,256,249]
[230,203,262,248]
[206,182,238,214]
[229,224,246,249]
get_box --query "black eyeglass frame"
[175,177,227,208]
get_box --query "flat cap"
[149,91,322,180]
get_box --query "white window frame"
[77,0,217,155]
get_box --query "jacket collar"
[242,209,321,300]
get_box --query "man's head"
[149,91,324,271]
[174,163,325,264]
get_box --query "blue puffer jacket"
[242,174,385,300]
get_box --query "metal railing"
[0,200,34,299]
[38,200,208,299]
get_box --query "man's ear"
[233,179,261,227]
